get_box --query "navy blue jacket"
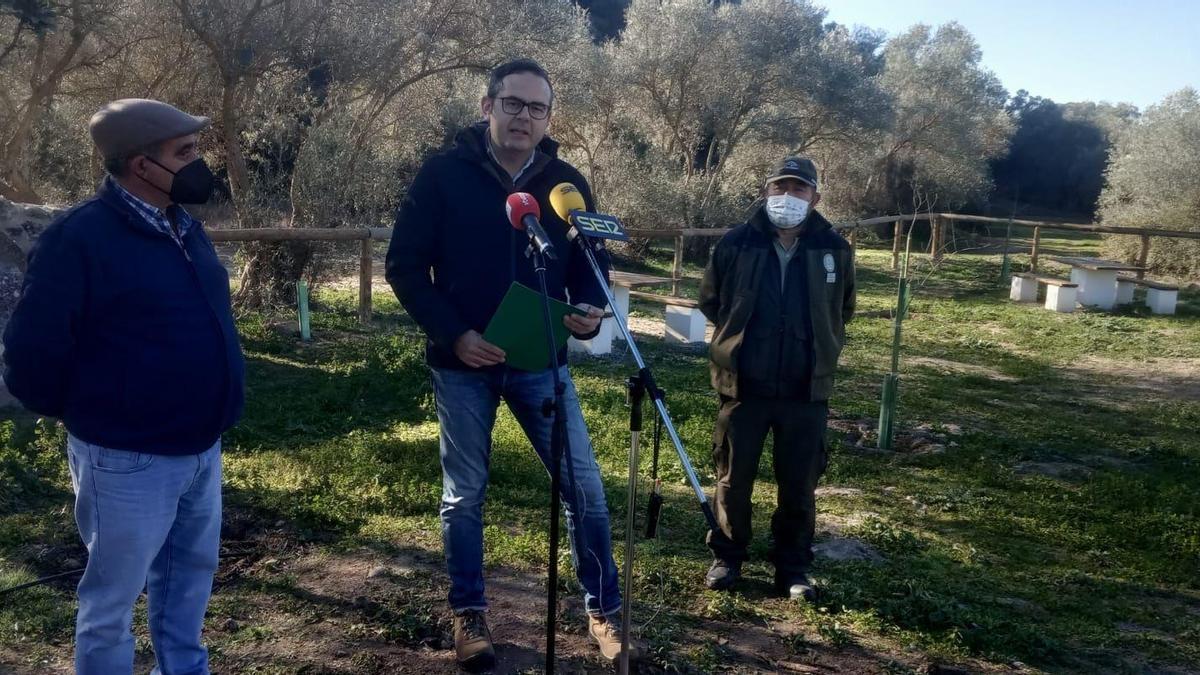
[385,123,611,370]
[2,179,245,455]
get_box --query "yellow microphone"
[549,182,587,223]
[549,182,629,242]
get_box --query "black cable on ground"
[0,568,85,596]
[0,549,256,596]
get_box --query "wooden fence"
[208,216,1200,325]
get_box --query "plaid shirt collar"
[108,177,196,247]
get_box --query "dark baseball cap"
[764,156,818,189]
[89,99,210,161]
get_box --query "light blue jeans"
[430,365,622,617]
[66,434,222,675]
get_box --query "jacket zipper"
[177,227,233,427]
[804,248,818,398]
[776,254,788,399]
[479,152,553,337]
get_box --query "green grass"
[2,231,1199,672]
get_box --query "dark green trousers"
[706,396,828,575]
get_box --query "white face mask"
[765,194,809,229]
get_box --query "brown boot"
[453,609,496,672]
[588,614,645,663]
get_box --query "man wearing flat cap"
[3,99,243,674]
[697,156,855,601]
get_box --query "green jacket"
[699,207,856,401]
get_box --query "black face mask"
[144,156,216,204]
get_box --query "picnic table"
[569,270,673,355]
[570,270,710,353]
[609,270,673,287]
[611,271,708,343]
[1048,256,1146,310]
[609,270,673,315]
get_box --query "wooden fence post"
[1137,235,1151,279]
[930,216,943,262]
[892,220,903,270]
[1030,226,1041,272]
[358,237,372,325]
[671,234,684,297]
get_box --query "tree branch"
[0,21,24,66]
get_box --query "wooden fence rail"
[207,213,1199,325]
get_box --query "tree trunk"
[682,234,712,263]
[220,81,251,219]
[0,22,87,206]
[0,169,41,204]
[233,240,315,310]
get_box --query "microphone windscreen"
[549,182,586,222]
[505,192,540,230]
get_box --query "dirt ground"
[0,503,1020,675]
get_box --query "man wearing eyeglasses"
[385,59,641,671]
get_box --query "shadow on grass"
[228,326,437,451]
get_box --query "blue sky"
[819,0,1199,111]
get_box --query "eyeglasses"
[496,96,550,120]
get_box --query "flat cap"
[89,99,210,161]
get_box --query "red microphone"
[505,192,557,260]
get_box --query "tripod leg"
[620,374,646,674]
[621,427,639,675]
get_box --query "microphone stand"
[621,371,647,675]
[526,241,576,674]
[575,233,718,530]
[571,232,719,674]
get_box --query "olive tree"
[1099,88,1200,277]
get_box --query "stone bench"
[628,290,707,343]
[1010,273,1078,313]
[1116,275,1179,315]
[566,309,617,355]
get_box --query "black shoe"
[776,572,817,602]
[705,559,742,591]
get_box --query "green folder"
[483,282,588,372]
